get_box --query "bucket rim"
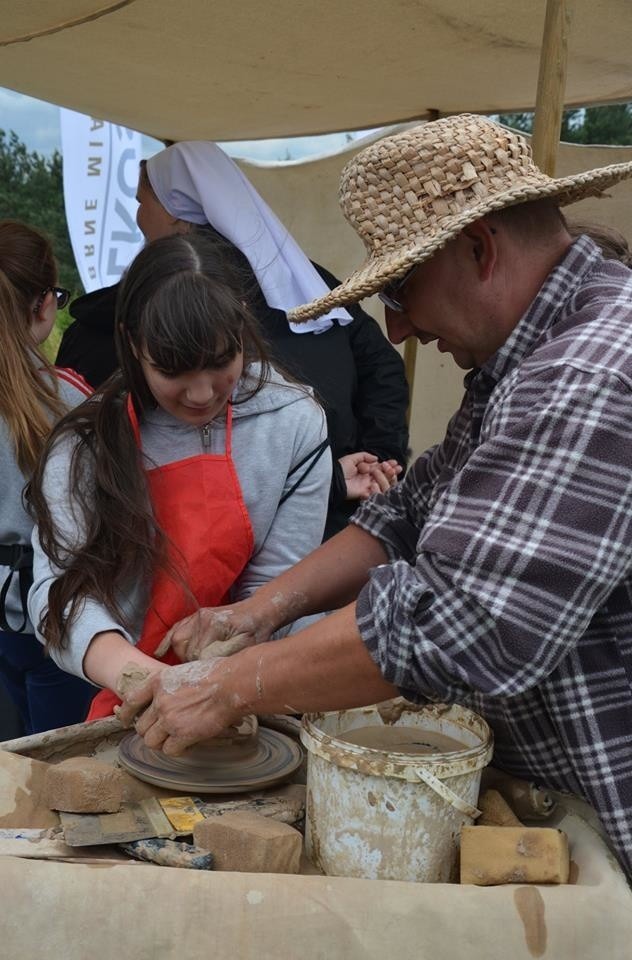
[300,703,493,782]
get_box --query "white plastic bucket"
[300,701,493,883]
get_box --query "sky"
[0,87,376,162]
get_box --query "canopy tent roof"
[0,1,631,142]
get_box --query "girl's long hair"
[28,232,272,651]
[0,220,68,474]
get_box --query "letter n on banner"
[60,108,144,293]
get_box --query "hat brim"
[288,161,632,323]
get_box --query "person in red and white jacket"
[0,220,94,734]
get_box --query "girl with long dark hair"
[28,231,331,716]
[56,142,407,539]
[0,220,94,733]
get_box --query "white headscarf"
[146,141,352,334]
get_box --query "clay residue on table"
[514,886,547,958]
[0,751,59,829]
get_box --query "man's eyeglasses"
[377,264,418,313]
[40,287,71,310]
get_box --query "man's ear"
[462,218,498,281]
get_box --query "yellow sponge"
[460,825,570,885]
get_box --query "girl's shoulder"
[52,366,93,406]
[234,362,315,415]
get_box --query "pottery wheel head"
[118,726,303,794]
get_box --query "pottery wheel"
[118,727,303,794]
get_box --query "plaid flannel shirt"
[353,236,632,876]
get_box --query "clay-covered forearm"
[120,602,397,754]
[233,602,397,717]
[164,525,389,663]
[82,630,163,690]
[245,524,389,632]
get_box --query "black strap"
[0,544,34,633]
[279,438,330,506]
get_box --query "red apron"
[87,396,254,719]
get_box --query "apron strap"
[279,438,330,506]
[0,544,34,633]
[126,393,142,445]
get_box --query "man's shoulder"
[538,262,632,376]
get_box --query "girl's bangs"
[138,284,243,374]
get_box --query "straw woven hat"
[288,113,632,322]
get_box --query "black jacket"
[56,262,409,539]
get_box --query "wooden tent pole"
[531,0,573,176]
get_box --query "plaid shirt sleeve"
[351,239,632,877]
[353,362,632,703]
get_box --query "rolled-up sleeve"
[354,367,632,703]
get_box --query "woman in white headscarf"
[58,141,409,538]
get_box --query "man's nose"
[385,308,414,345]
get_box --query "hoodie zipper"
[201,423,211,450]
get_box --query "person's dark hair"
[28,232,272,651]
[567,220,632,267]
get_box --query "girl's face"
[139,350,244,425]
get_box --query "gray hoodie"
[29,364,331,680]
[0,370,91,633]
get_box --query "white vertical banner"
[60,108,144,293]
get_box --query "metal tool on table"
[59,795,212,869]
[59,796,183,847]
[119,837,214,870]
[59,785,306,870]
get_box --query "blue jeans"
[0,630,94,736]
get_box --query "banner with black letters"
[60,108,144,293]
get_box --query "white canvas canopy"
[0,0,631,142]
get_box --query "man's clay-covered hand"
[155,601,270,662]
[122,659,246,756]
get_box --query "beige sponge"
[460,825,570,885]
[477,788,523,827]
[193,811,302,873]
[45,757,124,814]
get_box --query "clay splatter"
[161,660,218,694]
[514,886,547,957]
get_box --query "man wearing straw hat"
[120,115,632,877]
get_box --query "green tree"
[579,104,632,145]
[0,130,81,292]
[497,104,632,145]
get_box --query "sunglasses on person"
[377,264,418,312]
[40,286,71,310]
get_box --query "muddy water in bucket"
[300,702,493,883]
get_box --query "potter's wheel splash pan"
[118,727,303,794]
